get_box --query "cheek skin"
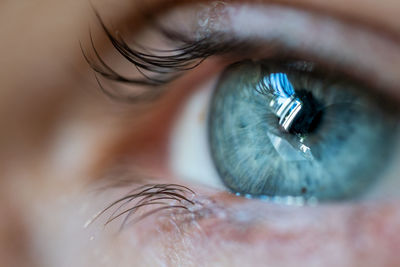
[144,188,400,267]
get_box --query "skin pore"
[1,0,400,266]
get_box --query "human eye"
[84,1,400,265]
[163,3,400,203]
[171,58,399,202]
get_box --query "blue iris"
[208,60,398,201]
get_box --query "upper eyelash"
[81,11,235,103]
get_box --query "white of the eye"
[169,76,225,190]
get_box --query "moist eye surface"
[208,60,399,201]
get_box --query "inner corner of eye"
[168,74,225,191]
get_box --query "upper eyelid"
[86,3,400,104]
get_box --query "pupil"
[287,89,323,135]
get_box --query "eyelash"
[88,183,198,230]
[81,11,243,103]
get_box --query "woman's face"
[1,0,400,266]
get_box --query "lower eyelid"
[164,193,400,265]
[85,179,400,266]
[108,183,400,266]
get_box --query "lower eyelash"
[88,183,198,231]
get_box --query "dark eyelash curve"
[81,11,234,103]
[86,184,197,231]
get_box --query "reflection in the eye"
[257,71,318,134]
[267,131,313,161]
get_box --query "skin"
[1,0,400,266]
